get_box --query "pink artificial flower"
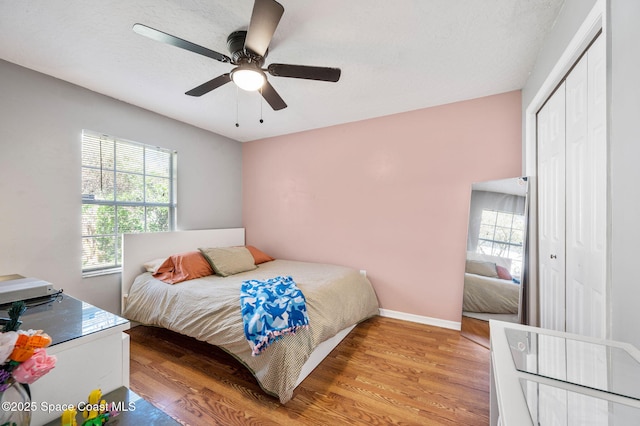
[11,348,57,384]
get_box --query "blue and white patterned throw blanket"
[241,275,310,356]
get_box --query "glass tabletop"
[0,293,128,346]
[518,378,640,425]
[506,328,640,401]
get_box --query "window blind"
[81,130,176,273]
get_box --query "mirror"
[461,176,529,348]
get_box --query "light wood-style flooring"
[460,316,491,349]
[127,316,490,425]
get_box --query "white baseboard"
[379,309,461,331]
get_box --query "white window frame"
[81,130,177,275]
[477,208,525,278]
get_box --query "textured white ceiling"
[0,0,564,142]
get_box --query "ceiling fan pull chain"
[259,87,264,123]
[235,85,240,127]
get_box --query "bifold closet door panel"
[537,82,567,332]
[565,35,607,339]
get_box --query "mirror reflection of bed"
[461,177,529,348]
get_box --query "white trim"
[523,0,605,327]
[379,308,461,331]
[82,266,121,278]
[121,332,130,388]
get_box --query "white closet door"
[565,35,608,425]
[565,35,607,339]
[588,35,607,338]
[537,83,567,332]
[537,34,606,337]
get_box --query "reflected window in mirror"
[477,209,525,281]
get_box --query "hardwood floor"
[460,316,491,349]
[127,316,490,425]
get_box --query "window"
[477,209,525,277]
[81,130,176,274]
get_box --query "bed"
[462,273,520,314]
[121,228,380,403]
[462,253,521,322]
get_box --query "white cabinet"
[490,320,640,426]
[537,34,606,337]
[1,295,130,426]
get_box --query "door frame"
[523,0,605,326]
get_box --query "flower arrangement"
[0,301,57,392]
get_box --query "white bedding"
[123,259,380,403]
[462,272,520,314]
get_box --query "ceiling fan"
[133,0,341,111]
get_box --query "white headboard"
[121,228,245,313]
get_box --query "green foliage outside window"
[81,131,175,272]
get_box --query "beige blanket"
[463,272,520,314]
[123,259,379,403]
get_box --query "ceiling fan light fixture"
[230,65,266,91]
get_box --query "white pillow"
[465,260,498,278]
[143,257,167,274]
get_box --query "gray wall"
[0,59,242,314]
[608,0,640,349]
[523,0,640,348]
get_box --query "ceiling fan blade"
[261,81,287,110]
[267,64,341,82]
[185,74,231,96]
[133,23,231,63]
[244,0,284,57]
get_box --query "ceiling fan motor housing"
[227,30,265,66]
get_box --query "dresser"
[490,320,640,425]
[1,294,130,425]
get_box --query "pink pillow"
[153,251,213,284]
[496,265,513,281]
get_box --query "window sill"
[82,267,122,279]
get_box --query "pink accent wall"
[242,91,522,323]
